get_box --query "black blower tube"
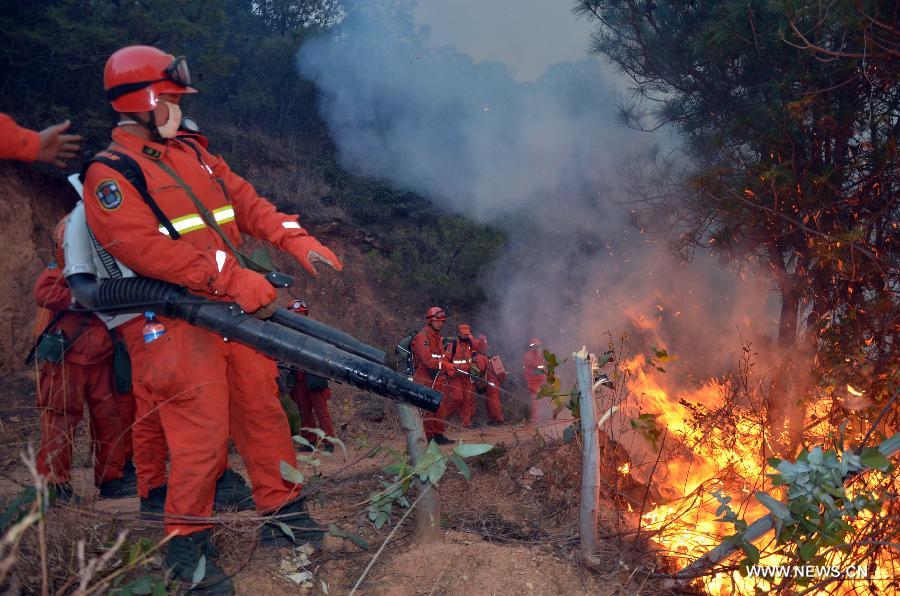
[68,274,441,412]
[270,308,385,364]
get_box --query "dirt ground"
[0,369,688,595]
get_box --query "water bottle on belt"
[143,311,167,343]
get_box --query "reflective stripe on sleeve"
[159,214,205,235]
[282,221,301,229]
[213,206,235,224]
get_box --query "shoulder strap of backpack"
[81,150,181,239]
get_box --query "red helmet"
[104,46,197,112]
[473,334,488,353]
[458,324,472,339]
[426,306,446,321]
[529,338,542,348]
[287,299,309,316]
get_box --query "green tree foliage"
[576,0,898,447]
[0,0,505,312]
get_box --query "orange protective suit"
[522,349,551,423]
[0,113,40,162]
[289,371,334,445]
[33,264,127,486]
[472,345,507,424]
[444,338,475,427]
[84,127,313,535]
[411,325,448,438]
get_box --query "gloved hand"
[284,235,343,277]
[213,261,276,313]
[440,360,456,377]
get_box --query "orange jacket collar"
[111,127,169,160]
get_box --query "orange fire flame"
[611,351,894,593]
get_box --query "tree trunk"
[574,348,600,559]
[395,403,441,543]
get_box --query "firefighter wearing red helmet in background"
[83,45,343,591]
[0,113,82,167]
[32,216,135,501]
[443,324,476,428]
[472,334,507,426]
[412,307,454,445]
[286,300,336,451]
[523,338,552,424]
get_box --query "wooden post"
[574,347,600,559]
[395,403,441,543]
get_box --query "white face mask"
[156,101,182,139]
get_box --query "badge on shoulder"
[96,179,124,210]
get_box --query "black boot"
[164,529,234,595]
[48,483,82,505]
[140,484,167,518]
[214,469,255,512]
[122,459,137,482]
[432,434,454,446]
[99,473,137,499]
[259,497,326,548]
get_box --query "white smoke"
[298,0,777,382]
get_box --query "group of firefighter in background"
[404,306,550,444]
[5,44,550,594]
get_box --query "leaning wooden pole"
[678,432,900,579]
[574,347,600,559]
[395,403,441,543]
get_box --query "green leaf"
[328,523,370,550]
[562,425,576,444]
[449,454,471,480]
[276,521,295,542]
[375,511,388,529]
[191,555,206,587]
[741,542,760,565]
[324,435,348,458]
[115,576,153,595]
[799,540,818,561]
[301,427,327,438]
[151,581,167,596]
[280,460,305,485]
[426,457,448,486]
[755,491,792,520]
[296,455,321,467]
[860,447,891,471]
[292,435,315,450]
[453,443,493,458]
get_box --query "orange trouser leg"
[310,388,335,437]
[132,320,229,535]
[291,385,335,444]
[121,321,171,498]
[444,378,467,426]
[290,383,316,443]
[485,386,503,422]
[36,362,82,484]
[82,359,126,485]
[460,383,475,427]
[418,372,447,438]
[226,344,300,513]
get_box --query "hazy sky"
[414,0,622,84]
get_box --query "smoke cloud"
[298,0,777,386]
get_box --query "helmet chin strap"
[124,110,164,141]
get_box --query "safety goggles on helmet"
[288,299,309,313]
[427,308,446,320]
[106,56,192,102]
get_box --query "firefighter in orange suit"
[83,45,342,591]
[412,307,454,445]
[444,324,476,428]
[523,338,551,424]
[33,217,135,501]
[0,113,82,167]
[286,300,335,450]
[472,335,506,425]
